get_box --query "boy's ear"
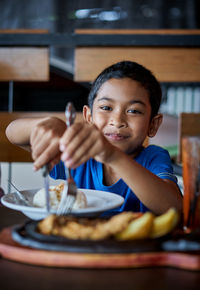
[148,114,163,138]
[83,105,92,123]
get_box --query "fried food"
[150,208,179,238]
[37,212,140,240]
[90,212,141,240]
[37,208,179,241]
[115,212,154,240]
[37,214,55,235]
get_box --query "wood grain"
[182,137,200,230]
[75,29,200,35]
[0,29,48,33]
[0,112,83,163]
[0,29,49,81]
[75,47,200,82]
[0,227,200,270]
[0,47,49,81]
[178,113,200,162]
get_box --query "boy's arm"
[59,122,182,215]
[6,118,44,150]
[108,150,182,215]
[6,117,66,170]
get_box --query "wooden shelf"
[74,29,200,82]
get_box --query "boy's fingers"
[30,124,48,147]
[62,135,106,168]
[31,117,66,152]
[60,128,97,161]
[60,128,92,158]
[60,123,100,156]
[49,154,61,171]
[33,142,61,170]
[31,138,55,160]
[60,123,82,144]
[60,122,92,149]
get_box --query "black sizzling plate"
[11,220,164,253]
[12,220,200,253]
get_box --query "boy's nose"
[109,113,127,128]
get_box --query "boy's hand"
[59,122,118,168]
[30,117,66,170]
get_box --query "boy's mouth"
[104,133,129,141]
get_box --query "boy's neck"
[103,164,119,186]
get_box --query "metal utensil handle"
[65,102,76,179]
[41,164,50,177]
[41,164,50,212]
[65,102,76,128]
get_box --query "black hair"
[88,61,162,119]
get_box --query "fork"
[56,102,78,215]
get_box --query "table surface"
[1,206,200,290]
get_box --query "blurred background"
[0,0,199,193]
[0,0,200,113]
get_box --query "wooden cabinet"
[74,29,200,82]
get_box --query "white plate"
[1,188,124,220]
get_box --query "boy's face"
[85,77,161,156]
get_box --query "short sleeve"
[137,145,178,184]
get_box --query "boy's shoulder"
[136,144,171,164]
[144,144,168,153]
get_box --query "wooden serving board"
[0,227,200,270]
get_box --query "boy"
[6,61,182,215]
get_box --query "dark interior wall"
[0,0,198,31]
[0,72,89,112]
[0,0,198,63]
[0,0,199,112]
[0,0,198,65]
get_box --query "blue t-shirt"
[50,145,178,214]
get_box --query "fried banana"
[115,212,154,240]
[150,208,179,238]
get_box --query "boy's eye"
[100,106,112,111]
[127,109,142,114]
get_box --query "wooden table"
[1,206,200,290]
